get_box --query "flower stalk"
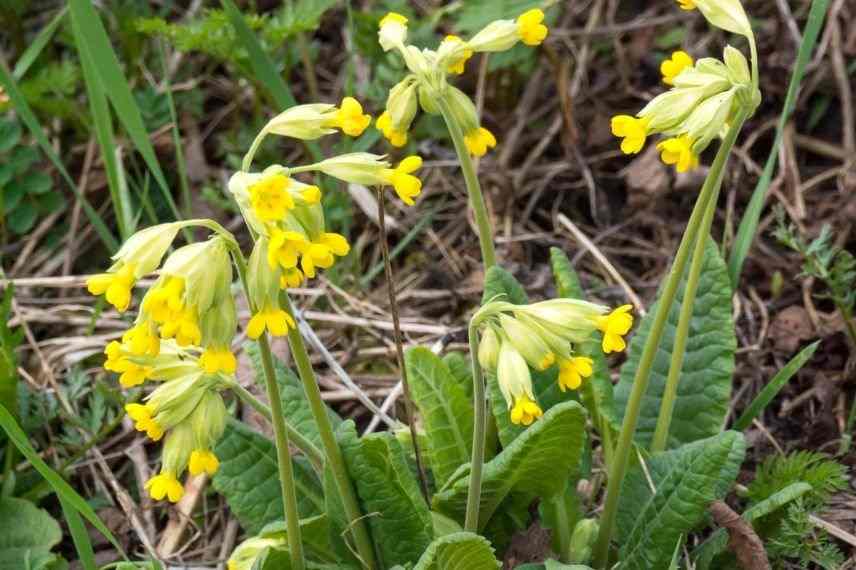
[592,108,750,568]
[437,96,497,269]
[464,322,487,531]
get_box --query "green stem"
[650,189,720,453]
[257,334,306,570]
[464,323,487,531]
[592,110,749,568]
[228,381,325,473]
[282,295,378,570]
[436,96,497,269]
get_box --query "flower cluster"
[375,9,549,156]
[475,299,633,425]
[611,0,759,173]
[87,223,236,502]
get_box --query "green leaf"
[442,352,472,397]
[20,172,52,195]
[0,119,22,152]
[405,347,473,488]
[12,7,67,80]
[58,495,96,570]
[0,497,62,569]
[0,286,22,418]
[413,532,500,570]
[434,401,587,530]
[733,341,819,430]
[3,182,25,211]
[338,420,433,567]
[258,515,339,563]
[8,201,38,234]
[616,431,746,569]
[538,479,581,562]
[615,238,735,449]
[246,343,341,449]
[212,420,324,534]
[727,0,832,286]
[454,0,544,33]
[482,265,528,305]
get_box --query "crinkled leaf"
[406,347,473,488]
[442,352,473,398]
[615,238,735,449]
[213,421,324,534]
[258,515,339,564]
[482,265,528,306]
[616,431,746,569]
[338,421,433,567]
[413,532,500,570]
[434,401,587,530]
[0,497,63,570]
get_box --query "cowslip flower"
[439,35,473,74]
[661,51,694,85]
[558,357,594,391]
[497,340,542,426]
[597,305,634,354]
[676,0,753,38]
[610,116,649,155]
[247,307,295,339]
[657,135,699,173]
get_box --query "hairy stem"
[436,96,497,269]
[376,187,431,503]
[282,295,378,570]
[464,323,487,531]
[592,110,749,568]
[650,189,720,453]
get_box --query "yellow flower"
[661,51,694,85]
[676,0,696,9]
[280,268,305,289]
[126,403,164,441]
[441,35,473,74]
[611,115,650,155]
[247,307,296,339]
[657,135,699,173]
[327,97,372,137]
[188,449,220,476]
[464,127,497,157]
[378,12,408,51]
[382,156,423,205]
[299,185,322,204]
[248,173,294,222]
[267,228,309,270]
[142,277,185,323]
[122,323,160,357]
[376,111,408,147]
[517,9,548,46]
[160,308,202,347]
[596,304,634,354]
[558,356,594,391]
[300,233,350,279]
[510,395,543,426]
[87,263,136,312]
[199,347,237,375]
[146,472,184,503]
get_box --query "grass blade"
[67,0,184,226]
[70,10,134,240]
[733,341,820,431]
[12,6,68,80]
[157,42,192,219]
[60,496,97,570]
[727,0,832,287]
[0,61,118,251]
[219,0,323,163]
[0,403,127,558]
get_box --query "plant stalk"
[650,188,720,453]
[376,187,431,503]
[436,96,497,269]
[592,110,749,568]
[464,323,487,531]
[282,295,378,570]
[228,381,325,472]
[257,333,306,570]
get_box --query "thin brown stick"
[376,186,430,504]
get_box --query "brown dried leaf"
[709,501,770,570]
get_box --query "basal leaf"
[615,238,735,449]
[434,401,587,530]
[616,431,746,569]
[338,421,433,567]
[442,352,472,398]
[482,265,528,306]
[213,421,324,534]
[406,347,473,488]
[413,531,500,570]
[0,497,63,570]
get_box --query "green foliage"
[0,117,62,235]
[616,431,746,569]
[212,421,324,534]
[434,401,587,531]
[255,516,340,564]
[0,497,65,569]
[338,420,433,568]
[766,499,844,570]
[747,451,847,511]
[482,265,528,305]
[17,60,81,121]
[615,238,736,449]
[405,347,473,488]
[413,532,501,569]
[136,0,337,72]
[0,286,22,418]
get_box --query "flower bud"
[314,152,391,186]
[694,0,752,38]
[477,326,500,371]
[260,103,338,141]
[498,314,555,371]
[723,45,751,86]
[681,88,737,154]
[385,77,419,136]
[227,536,286,570]
[496,340,536,413]
[437,35,473,75]
[569,519,599,564]
[110,222,183,277]
[467,20,520,53]
[378,12,408,52]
